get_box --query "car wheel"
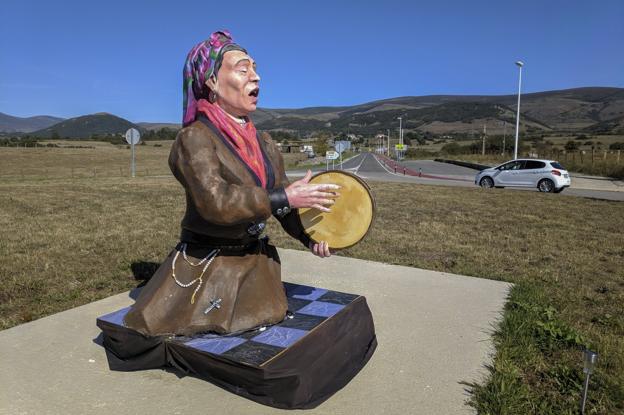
[479,177,494,188]
[538,179,555,193]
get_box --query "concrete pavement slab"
[0,248,511,415]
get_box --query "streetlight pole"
[387,129,390,157]
[397,117,403,160]
[514,60,524,160]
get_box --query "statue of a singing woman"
[124,30,340,336]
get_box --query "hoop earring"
[209,90,218,103]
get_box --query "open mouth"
[248,87,260,98]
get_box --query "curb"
[434,159,491,171]
[375,155,473,182]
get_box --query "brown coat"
[124,116,310,336]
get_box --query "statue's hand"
[285,170,340,212]
[309,240,331,258]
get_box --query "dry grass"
[0,143,310,179]
[0,143,173,178]
[1,146,623,413]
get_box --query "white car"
[475,159,571,193]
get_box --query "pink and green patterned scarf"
[181,32,266,187]
[182,30,246,126]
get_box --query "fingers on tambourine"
[311,190,338,199]
[314,183,340,192]
[311,204,330,212]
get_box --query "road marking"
[371,153,403,176]
[353,153,368,175]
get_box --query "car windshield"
[498,161,524,170]
[550,162,566,170]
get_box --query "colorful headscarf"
[182,30,247,126]
[181,32,267,187]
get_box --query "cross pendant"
[204,298,222,315]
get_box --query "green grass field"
[1,146,623,413]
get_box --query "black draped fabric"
[97,282,377,410]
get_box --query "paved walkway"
[0,249,511,415]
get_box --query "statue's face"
[208,50,260,117]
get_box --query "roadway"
[288,153,624,202]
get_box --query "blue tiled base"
[98,282,359,366]
[96,281,376,409]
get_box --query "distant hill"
[250,87,624,135]
[31,113,139,138]
[137,122,181,131]
[3,86,623,138]
[0,113,65,133]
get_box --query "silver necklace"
[171,243,219,304]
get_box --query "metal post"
[580,373,591,414]
[482,124,486,156]
[580,350,598,415]
[503,121,507,156]
[131,141,136,178]
[514,61,524,160]
[397,117,403,161]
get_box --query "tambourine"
[297,170,375,250]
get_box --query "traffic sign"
[125,128,141,145]
[125,128,141,178]
[395,144,406,150]
[326,151,339,160]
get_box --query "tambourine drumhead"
[298,170,375,250]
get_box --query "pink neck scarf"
[197,99,267,188]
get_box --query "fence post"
[591,148,594,166]
[618,150,621,164]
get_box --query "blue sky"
[1,0,622,122]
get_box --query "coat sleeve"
[169,125,272,226]
[263,134,312,249]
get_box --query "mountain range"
[2,87,623,138]
[0,113,64,133]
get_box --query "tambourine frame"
[297,170,376,251]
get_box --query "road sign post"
[326,151,339,171]
[335,143,346,170]
[125,128,141,177]
[395,143,407,161]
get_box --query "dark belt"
[180,229,263,252]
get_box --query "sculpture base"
[96,282,377,410]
